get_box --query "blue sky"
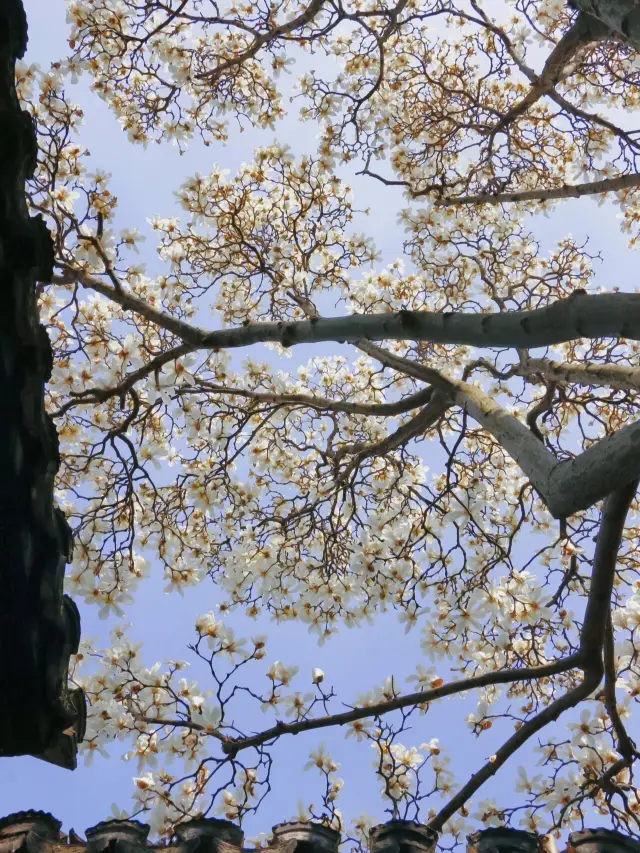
[2,0,636,845]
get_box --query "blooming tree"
[16,0,640,846]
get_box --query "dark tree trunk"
[571,0,640,50]
[0,0,85,768]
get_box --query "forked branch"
[172,480,636,833]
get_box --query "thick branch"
[194,0,327,82]
[76,271,211,346]
[83,282,640,357]
[516,357,640,392]
[188,381,436,418]
[488,12,605,137]
[579,479,638,659]
[546,428,640,519]
[603,616,636,760]
[332,391,451,483]
[197,293,640,351]
[451,380,640,518]
[52,343,192,417]
[78,281,640,517]
[434,172,640,207]
[358,349,633,522]
[213,482,634,822]
[219,656,580,757]
[428,480,637,831]
[450,379,557,501]
[428,674,599,832]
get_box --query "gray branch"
[196,292,640,351]
[516,357,640,392]
[434,172,640,207]
[453,379,640,518]
[86,281,640,355]
[83,280,640,518]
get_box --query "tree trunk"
[571,0,640,50]
[0,0,85,768]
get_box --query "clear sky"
[2,0,635,845]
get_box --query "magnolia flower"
[284,691,314,717]
[444,480,490,524]
[266,660,299,685]
[158,354,197,386]
[304,743,339,773]
[191,705,222,735]
[82,738,110,766]
[407,665,443,689]
[217,790,240,820]
[345,720,371,741]
[133,772,155,791]
[515,766,542,793]
[110,803,131,820]
[419,738,441,755]
[108,333,143,370]
[311,667,324,684]
[98,590,133,621]
[51,185,80,212]
[120,227,145,253]
[569,709,598,747]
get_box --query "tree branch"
[428,479,638,832]
[579,479,639,660]
[218,656,580,758]
[187,381,436,418]
[193,0,327,82]
[77,271,212,347]
[52,342,192,417]
[82,281,640,360]
[332,391,451,484]
[198,293,640,351]
[434,172,640,207]
[486,12,605,139]
[515,356,640,393]
[428,674,599,833]
[603,616,636,761]
[77,280,640,517]
[546,429,640,519]
[211,482,634,821]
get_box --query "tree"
[17,0,640,845]
[0,0,85,767]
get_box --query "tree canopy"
[18,0,640,846]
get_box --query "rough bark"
[571,0,640,51]
[331,344,640,521]
[0,0,85,767]
[546,420,640,518]
[196,291,640,349]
